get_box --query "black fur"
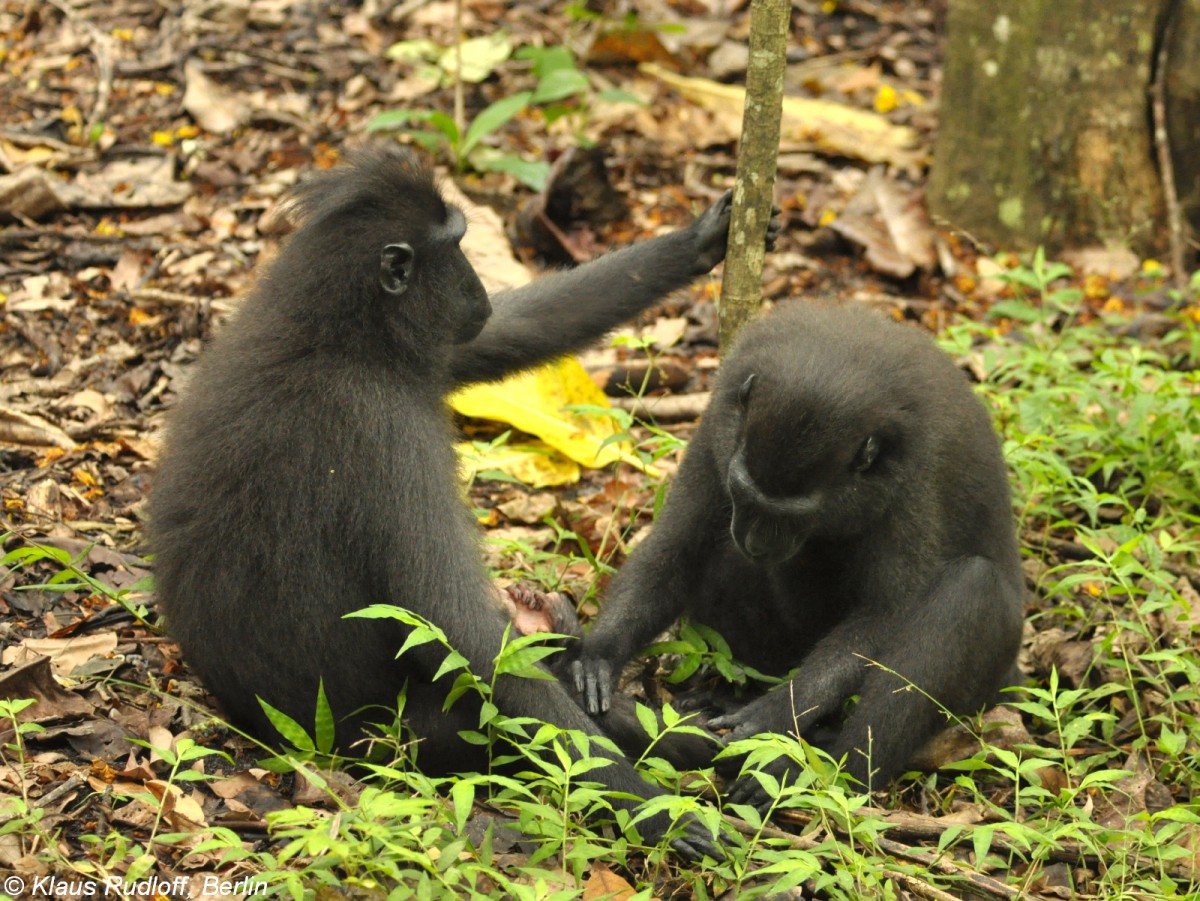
[573,302,1025,809]
[149,144,767,857]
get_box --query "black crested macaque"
[149,144,776,860]
[572,302,1025,809]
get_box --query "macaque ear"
[738,373,757,408]
[854,434,881,472]
[380,243,415,295]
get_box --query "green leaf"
[384,39,440,63]
[987,299,1044,323]
[461,91,532,158]
[713,655,737,682]
[531,68,589,105]
[367,110,460,146]
[397,628,438,657]
[258,698,315,751]
[423,111,461,144]
[450,779,475,835]
[515,44,576,78]
[475,155,550,192]
[972,824,996,864]
[402,129,453,155]
[493,636,561,679]
[314,680,336,755]
[595,87,644,106]
[635,702,658,739]
[643,640,696,656]
[666,654,701,683]
[439,32,514,83]
[366,108,432,132]
[446,671,482,709]
[432,649,470,682]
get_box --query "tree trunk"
[928,0,1197,264]
[1166,0,1200,254]
[718,0,788,350]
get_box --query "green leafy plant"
[986,246,1082,323]
[250,679,362,773]
[368,42,639,190]
[0,535,154,625]
[0,699,50,859]
[513,44,641,148]
[645,620,783,690]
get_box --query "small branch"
[717,0,789,349]
[610,391,711,423]
[1151,0,1188,286]
[453,0,465,142]
[0,775,87,826]
[725,812,991,900]
[882,871,963,901]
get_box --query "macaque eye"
[854,435,880,472]
[738,374,757,408]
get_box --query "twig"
[883,870,963,901]
[1151,0,1188,287]
[610,391,711,423]
[453,0,465,142]
[876,836,1018,900]
[0,775,87,826]
[130,288,232,316]
[723,811,820,849]
[34,773,87,809]
[718,0,788,348]
[725,812,984,900]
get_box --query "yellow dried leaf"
[873,84,898,114]
[641,63,921,167]
[451,358,652,474]
[458,441,581,489]
[583,866,642,900]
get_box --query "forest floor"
[2,1,1198,900]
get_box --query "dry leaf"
[184,59,250,134]
[0,167,67,218]
[0,408,77,450]
[458,441,582,488]
[72,156,192,209]
[641,63,921,167]
[583,865,642,900]
[451,359,648,474]
[2,633,118,676]
[0,658,94,721]
[829,167,936,278]
[645,316,688,349]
